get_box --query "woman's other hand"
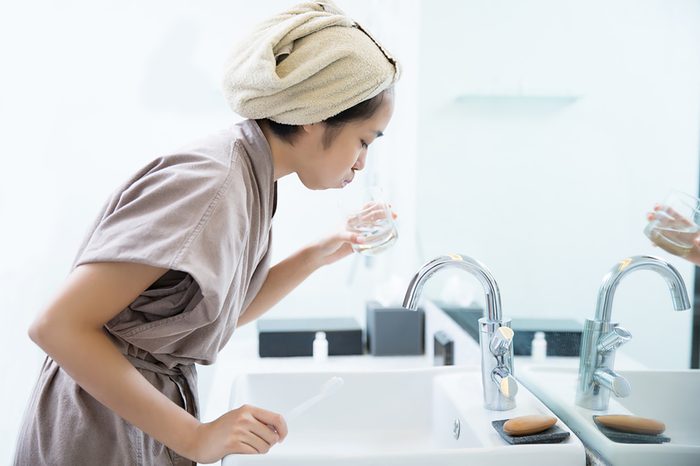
[190,404,288,463]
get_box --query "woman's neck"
[257,120,297,181]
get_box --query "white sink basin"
[223,366,584,465]
[519,366,700,466]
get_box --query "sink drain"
[452,419,461,440]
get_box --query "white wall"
[0,0,419,461]
[416,0,700,369]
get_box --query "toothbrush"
[285,376,345,422]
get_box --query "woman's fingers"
[665,206,694,226]
[338,231,360,243]
[349,209,385,224]
[215,404,288,456]
[240,430,274,454]
[333,230,361,245]
[351,210,394,226]
[648,206,692,225]
[250,406,289,442]
[250,421,280,447]
[235,441,259,455]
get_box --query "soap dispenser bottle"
[531,331,547,362]
[313,331,329,362]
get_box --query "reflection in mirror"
[415,0,700,370]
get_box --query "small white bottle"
[531,331,547,362]
[313,332,329,362]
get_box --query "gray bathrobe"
[14,119,276,465]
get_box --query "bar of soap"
[503,415,557,436]
[595,415,665,435]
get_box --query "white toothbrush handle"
[285,392,327,422]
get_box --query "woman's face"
[294,92,395,190]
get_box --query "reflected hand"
[646,204,700,265]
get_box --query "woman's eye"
[361,140,368,149]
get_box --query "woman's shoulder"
[131,123,261,191]
[86,121,272,240]
[72,127,260,273]
[166,126,245,173]
[162,120,268,181]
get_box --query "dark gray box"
[366,301,425,356]
[257,317,363,358]
[433,330,454,366]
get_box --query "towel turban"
[221,1,401,125]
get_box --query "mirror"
[412,0,700,369]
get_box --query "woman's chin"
[298,178,330,190]
[297,173,347,190]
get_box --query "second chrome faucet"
[575,255,691,410]
[403,254,517,411]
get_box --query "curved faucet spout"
[577,255,692,410]
[403,254,514,410]
[595,255,691,322]
[402,254,502,321]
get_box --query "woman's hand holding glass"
[345,201,398,255]
[340,186,399,256]
[302,202,398,269]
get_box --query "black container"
[257,317,363,358]
[439,305,582,357]
[366,301,425,356]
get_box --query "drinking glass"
[644,190,700,257]
[344,187,398,256]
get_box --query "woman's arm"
[238,231,358,326]
[29,261,287,463]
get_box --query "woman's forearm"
[27,262,204,460]
[238,246,320,326]
[29,321,201,459]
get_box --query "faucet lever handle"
[597,326,632,353]
[489,326,514,356]
[594,368,631,398]
[492,367,518,399]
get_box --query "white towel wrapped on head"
[222,1,401,125]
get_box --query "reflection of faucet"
[403,254,517,411]
[575,255,691,410]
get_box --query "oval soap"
[503,415,557,436]
[595,415,665,435]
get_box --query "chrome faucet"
[575,255,691,410]
[403,254,517,411]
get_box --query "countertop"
[198,302,647,465]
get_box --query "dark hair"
[258,87,391,148]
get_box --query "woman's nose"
[353,152,367,171]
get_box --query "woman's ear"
[301,122,324,135]
[299,122,327,147]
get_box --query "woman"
[14,1,400,464]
